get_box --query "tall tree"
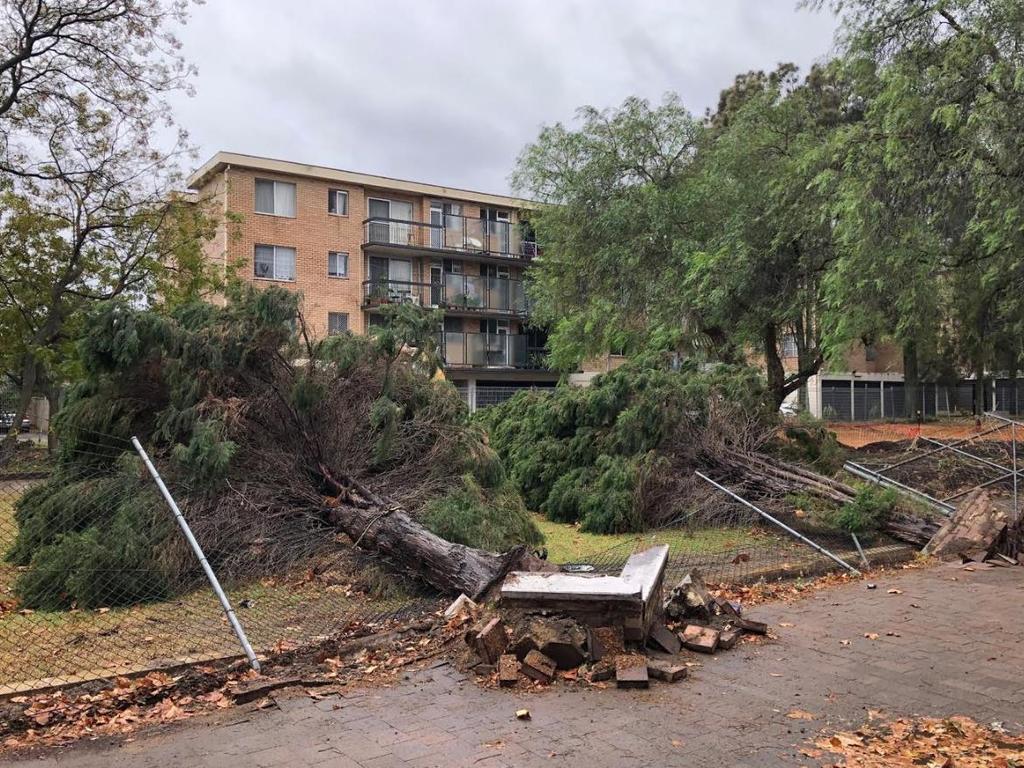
[690,64,851,408]
[511,95,711,371]
[817,0,1024,415]
[0,0,203,450]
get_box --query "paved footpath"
[5,565,1023,768]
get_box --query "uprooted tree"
[5,285,544,609]
[477,359,943,543]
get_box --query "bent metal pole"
[694,471,861,577]
[131,436,261,672]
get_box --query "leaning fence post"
[131,436,261,672]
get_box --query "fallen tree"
[479,360,943,544]
[6,286,544,608]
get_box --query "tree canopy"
[514,0,1024,414]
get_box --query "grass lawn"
[534,514,762,564]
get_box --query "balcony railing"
[440,332,547,370]
[363,215,540,259]
[362,278,528,315]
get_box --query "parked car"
[778,401,800,418]
[0,412,31,432]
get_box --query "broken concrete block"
[498,654,519,687]
[647,623,682,655]
[646,658,688,683]
[732,617,768,636]
[509,617,587,669]
[718,628,741,650]
[473,617,508,664]
[443,593,478,619]
[521,649,557,683]
[587,625,624,662]
[623,615,644,642]
[679,624,720,654]
[715,596,741,617]
[615,654,649,689]
[665,571,714,622]
[586,660,615,683]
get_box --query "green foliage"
[828,486,899,534]
[171,420,237,484]
[478,360,771,533]
[7,458,172,609]
[421,476,544,552]
[8,285,523,607]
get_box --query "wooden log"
[319,463,549,597]
[924,490,1008,558]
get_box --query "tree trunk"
[1,354,38,462]
[973,364,985,417]
[903,342,919,420]
[318,464,550,598]
[45,385,60,453]
[763,324,787,409]
[704,451,943,547]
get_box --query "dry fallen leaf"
[864,632,879,640]
[787,709,817,720]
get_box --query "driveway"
[5,564,1023,768]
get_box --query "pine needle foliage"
[477,357,773,533]
[6,284,540,608]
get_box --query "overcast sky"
[171,1,839,194]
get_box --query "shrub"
[828,486,898,534]
[421,476,544,552]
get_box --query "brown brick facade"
[193,159,530,339]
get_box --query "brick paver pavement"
[5,565,1023,767]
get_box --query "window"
[254,179,296,217]
[328,189,348,215]
[781,333,799,358]
[328,251,348,278]
[254,244,296,281]
[327,312,349,335]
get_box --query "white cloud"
[170,0,838,193]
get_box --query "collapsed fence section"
[0,432,432,695]
[844,413,1022,555]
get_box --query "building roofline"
[186,151,535,209]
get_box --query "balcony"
[362,278,528,316]
[440,332,547,370]
[363,215,539,261]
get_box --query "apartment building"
[186,152,557,409]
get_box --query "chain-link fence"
[0,433,434,695]
[841,413,1022,553]
[553,491,916,589]
[0,422,932,697]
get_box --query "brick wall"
[195,168,526,338]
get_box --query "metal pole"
[844,461,955,515]
[851,533,870,569]
[1013,420,1019,530]
[131,436,261,672]
[695,471,861,576]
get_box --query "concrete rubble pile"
[453,545,769,689]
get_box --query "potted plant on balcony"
[365,278,391,307]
